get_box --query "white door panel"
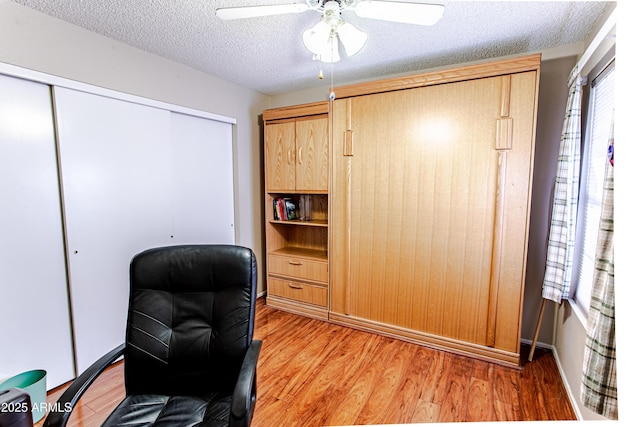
[170,112,235,244]
[0,74,75,389]
[54,87,174,372]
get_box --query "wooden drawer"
[269,277,327,307]
[268,254,328,283]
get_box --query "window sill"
[568,298,589,330]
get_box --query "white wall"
[0,1,270,295]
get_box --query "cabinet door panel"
[332,77,504,345]
[0,74,75,389]
[265,122,296,192]
[55,87,174,372]
[296,118,328,192]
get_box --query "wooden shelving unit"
[263,102,330,320]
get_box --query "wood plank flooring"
[39,298,576,426]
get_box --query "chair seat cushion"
[102,393,232,427]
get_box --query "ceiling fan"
[216,1,445,63]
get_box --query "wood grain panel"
[296,118,329,192]
[493,70,539,352]
[329,311,521,367]
[269,278,328,307]
[330,54,539,361]
[265,122,296,192]
[334,54,540,99]
[329,99,350,314]
[332,76,503,345]
[268,253,328,283]
[266,295,329,320]
[263,101,329,122]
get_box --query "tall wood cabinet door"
[265,121,296,192]
[295,117,328,192]
[331,74,535,351]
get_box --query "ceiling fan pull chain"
[330,48,335,101]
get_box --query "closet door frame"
[1,61,237,381]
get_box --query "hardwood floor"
[39,299,576,426]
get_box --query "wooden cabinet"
[262,56,540,367]
[265,115,328,193]
[263,102,330,320]
[330,55,541,367]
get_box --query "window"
[571,61,615,319]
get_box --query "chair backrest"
[123,245,257,396]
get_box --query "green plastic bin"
[0,369,47,422]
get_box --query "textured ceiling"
[11,0,613,95]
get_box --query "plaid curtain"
[541,67,587,303]
[581,120,616,419]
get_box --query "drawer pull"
[288,282,303,290]
[288,260,303,266]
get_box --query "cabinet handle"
[288,260,303,266]
[287,149,293,165]
[298,147,303,164]
[288,282,303,290]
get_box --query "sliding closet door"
[54,87,174,372]
[170,112,235,244]
[0,74,75,388]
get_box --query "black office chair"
[0,388,33,427]
[44,245,262,427]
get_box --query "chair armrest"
[43,343,125,427]
[230,340,262,427]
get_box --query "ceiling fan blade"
[354,1,444,26]
[216,3,310,20]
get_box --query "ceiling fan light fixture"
[337,22,367,56]
[303,20,332,55]
[314,34,340,63]
[355,1,444,26]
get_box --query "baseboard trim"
[551,345,583,420]
[520,337,553,350]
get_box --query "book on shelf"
[273,197,298,221]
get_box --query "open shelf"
[269,246,328,261]
[269,219,328,227]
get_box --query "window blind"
[573,64,615,317]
